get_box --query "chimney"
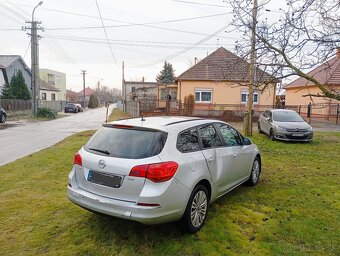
[337,47,340,58]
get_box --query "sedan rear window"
[84,127,167,159]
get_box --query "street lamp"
[30,1,43,117]
[32,1,43,21]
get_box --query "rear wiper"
[89,148,110,155]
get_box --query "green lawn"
[0,114,339,255]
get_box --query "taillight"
[74,153,82,166]
[129,161,178,183]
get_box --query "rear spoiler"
[102,123,164,133]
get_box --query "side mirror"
[266,117,271,122]
[243,137,252,145]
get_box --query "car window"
[215,123,243,146]
[84,127,167,159]
[273,111,304,122]
[177,127,200,153]
[199,124,222,148]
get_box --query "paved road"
[0,105,115,166]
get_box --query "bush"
[88,95,98,108]
[183,94,195,116]
[37,108,57,119]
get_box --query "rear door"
[198,123,235,195]
[215,123,253,185]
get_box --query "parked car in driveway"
[67,116,261,233]
[258,109,313,141]
[64,103,78,113]
[0,106,7,123]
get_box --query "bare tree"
[229,0,340,101]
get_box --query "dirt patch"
[0,123,18,130]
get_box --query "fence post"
[307,102,312,123]
[336,104,339,125]
[298,105,301,115]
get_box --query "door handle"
[232,154,238,158]
[207,157,214,162]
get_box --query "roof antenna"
[141,115,145,121]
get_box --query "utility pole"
[246,0,258,136]
[25,1,43,117]
[81,70,87,108]
[122,61,125,112]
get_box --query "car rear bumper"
[67,176,190,225]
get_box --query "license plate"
[292,133,304,137]
[87,170,122,188]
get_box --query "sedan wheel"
[0,114,6,123]
[270,129,275,141]
[182,185,208,233]
[246,157,261,186]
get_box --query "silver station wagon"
[67,116,261,233]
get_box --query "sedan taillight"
[129,161,179,182]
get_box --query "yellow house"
[176,47,277,111]
[285,49,340,119]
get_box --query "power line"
[23,41,30,58]
[133,25,229,68]
[172,0,231,8]
[95,0,118,67]
[8,2,235,39]
[45,12,232,30]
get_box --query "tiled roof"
[78,87,95,96]
[0,55,20,68]
[39,79,59,91]
[177,47,275,82]
[0,55,31,74]
[285,56,340,88]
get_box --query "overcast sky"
[0,0,286,92]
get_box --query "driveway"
[0,105,114,166]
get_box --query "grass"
[0,110,339,255]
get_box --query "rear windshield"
[273,111,304,122]
[84,127,168,159]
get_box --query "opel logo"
[98,159,106,169]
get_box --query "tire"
[270,129,275,141]
[246,157,261,186]
[0,114,6,123]
[181,185,209,233]
[258,122,262,133]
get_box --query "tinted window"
[216,123,243,146]
[273,111,304,122]
[177,127,200,152]
[199,124,222,148]
[85,127,167,159]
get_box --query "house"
[285,48,340,119]
[66,89,80,102]
[176,47,277,110]
[40,69,66,101]
[0,55,31,94]
[78,87,95,106]
[39,79,59,101]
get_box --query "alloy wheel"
[251,159,260,184]
[190,191,207,228]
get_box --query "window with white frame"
[241,91,259,104]
[195,89,212,103]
